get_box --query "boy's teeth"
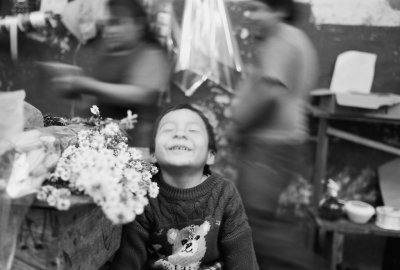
[171,146,190,151]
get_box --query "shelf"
[308,105,400,125]
[310,107,400,269]
[314,216,400,238]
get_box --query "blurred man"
[230,0,328,269]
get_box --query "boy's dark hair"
[150,103,217,175]
[257,0,297,23]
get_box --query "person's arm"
[52,75,161,106]
[230,75,288,133]
[110,213,151,269]
[52,48,169,107]
[219,182,259,270]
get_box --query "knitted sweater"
[110,173,259,270]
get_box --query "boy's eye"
[159,124,176,132]
[187,124,202,133]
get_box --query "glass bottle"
[318,179,344,221]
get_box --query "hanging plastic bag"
[61,0,109,44]
[140,0,174,49]
[174,0,243,96]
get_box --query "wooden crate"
[12,197,121,270]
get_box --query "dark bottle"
[318,179,344,221]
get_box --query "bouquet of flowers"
[36,106,159,224]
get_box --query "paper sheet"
[330,51,377,94]
[378,158,400,208]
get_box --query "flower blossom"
[37,106,159,225]
[90,105,100,116]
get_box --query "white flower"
[56,199,71,210]
[90,105,100,116]
[149,182,159,198]
[151,166,159,175]
[36,189,48,201]
[78,130,91,143]
[47,194,57,206]
[117,151,130,164]
[128,148,143,160]
[60,169,71,181]
[133,162,143,171]
[36,105,160,224]
[133,204,145,215]
[102,123,120,136]
[142,171,152,181]
[119,110,138,130]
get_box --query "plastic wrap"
[0,90,25,140]
[174,0,242,96]
[0,192,34,270]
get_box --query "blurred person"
[229,0,329,269]
[110,103,259,270]
[51,0,170,147]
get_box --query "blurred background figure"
[51,0,170,147]
[229,0,328,269]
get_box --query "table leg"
[331,232,344,270]
[313,117,329,207]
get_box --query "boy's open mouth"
[168,145,192,151]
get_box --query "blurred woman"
[52,0,170,147]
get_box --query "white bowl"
[344,200,375,224]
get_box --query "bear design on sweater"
[154,221,211,270]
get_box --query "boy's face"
[154,109,215,173]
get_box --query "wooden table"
[311,213,400,270]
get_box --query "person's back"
[230,1,329,269]
[234,21,318,144]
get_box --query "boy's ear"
[206,150,215,165]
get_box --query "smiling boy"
[110,103,258,270]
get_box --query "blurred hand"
[51,75,90,99]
